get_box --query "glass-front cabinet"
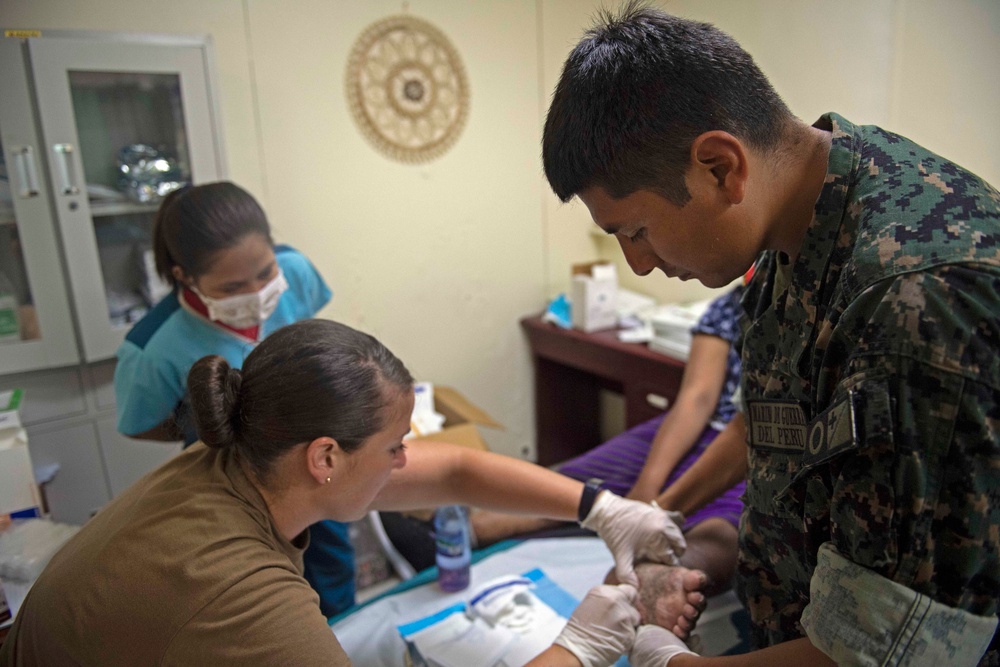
[24,33,225,362]
[0,38,79,375]
[0,30,225,523]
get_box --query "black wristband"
[577,477,604,523]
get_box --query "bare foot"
[607,562,708,639]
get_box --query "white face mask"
[194,269,288,328]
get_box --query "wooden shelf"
[521,314,686,466]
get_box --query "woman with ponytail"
[111,181,356,617]
[3,319,691,667]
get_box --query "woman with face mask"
[112,181,355,617]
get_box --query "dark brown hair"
[187,319,413,483]
[543,0,792,206]
[152,181,274,286]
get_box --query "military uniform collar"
[776,112,861,370]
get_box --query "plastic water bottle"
[434,505,471,592]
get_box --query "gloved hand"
[553,584,640,667]
[629,624,698,667]
[582,491,686,586]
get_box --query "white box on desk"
[571,262,618,333]
[0,389,41,520]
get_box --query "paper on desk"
[615,288,657,320]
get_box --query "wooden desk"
[521,315,686,467]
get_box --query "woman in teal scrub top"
[113,181,354,616]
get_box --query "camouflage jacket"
[738,113,1000,663]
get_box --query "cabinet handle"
[12,146,40,198]
[52,143,81,195]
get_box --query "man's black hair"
[542,0,792,206]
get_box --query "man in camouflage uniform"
[735,111,999,663]
[541,3,998,665]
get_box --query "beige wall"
[543,0,1000,305]
[245,0,545,460]
[3,0,997,460]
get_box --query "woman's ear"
[305,436,341,485]
[689,131,748,205]
[172,266,194,289]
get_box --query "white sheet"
[331,536,746,666]
[331,537,615,667]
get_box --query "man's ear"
[305,436,342,485]
[689,131,748,205]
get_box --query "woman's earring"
[325,476,331,484]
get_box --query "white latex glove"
[582,491,686,586]
[629,624,697,667]
[553,584,640,667]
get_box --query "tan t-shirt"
[0,443,351,666]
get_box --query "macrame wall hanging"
[345,14,470,164]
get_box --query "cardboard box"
[0,389,42,521]
[571,262,618,332]
[403,386,504,521]
[408,385,503,452]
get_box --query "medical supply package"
[0,389,42,522]
[397,569,582,667]
[648,298,713,361]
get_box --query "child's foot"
[609,562,708,639]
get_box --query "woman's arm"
[370,441,584,520]
[372,441,687,584]
[656,413,747,516]
[628,334,731,502]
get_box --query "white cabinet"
[1,30,226,364]
[0,30,226,524]
[96,415,180,498]
[24,422,110,526]
[0,38,79,374]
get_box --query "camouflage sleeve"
[804,265,1000,656]
[802,543,998,665]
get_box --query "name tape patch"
[747,400,808,451]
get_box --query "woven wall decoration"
[345,15,470,164]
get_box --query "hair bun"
[188,355,242,448]
[226,366,242,398]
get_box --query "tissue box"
[0,389,42,521]
[571,262,618,332]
